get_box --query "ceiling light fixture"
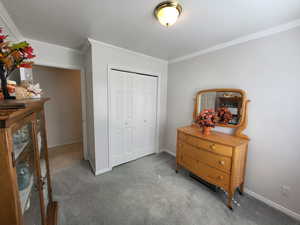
[154,1,182,27]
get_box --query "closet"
[109,69,158,167]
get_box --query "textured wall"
[88,39,168,173]
[166,28,300,215]
[33,65,82,148]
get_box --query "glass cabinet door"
[13,120,45,225]
[36,111,52,220]
[12,113,52,225]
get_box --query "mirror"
[194,89,246,127]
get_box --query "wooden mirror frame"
[193,88,250,139]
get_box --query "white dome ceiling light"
[154,1,183,27]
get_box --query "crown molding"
[0,2,23,40]
[169,19,300,64]
[27,38,83,55]
[80,39,91,53]
[88,38,168,64]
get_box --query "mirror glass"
[196,91,243,126]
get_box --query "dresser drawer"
[196,161,230,190]
[182,143,231,173]
[177,131,186,140]
[177,141,184,150]
[185,135,232,157]
[180,153,198,174]
[179,151,230,190]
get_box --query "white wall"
[33,65,83,148]
[166,27,300,216]
[87,39,168,173]
[83,46,96,170]
[28,39,83,69]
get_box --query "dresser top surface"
[178,125,249,147]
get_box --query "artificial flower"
[0,27,36,99]
[19,62,34,68]
[217,107,233,124]
[196,109,219,128]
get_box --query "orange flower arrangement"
[0,27,36,99]
[195,107,233,135]
[217,107,233,124]
[195,109,219,136]
[195,109,219,128]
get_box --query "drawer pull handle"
[217,176,224,180]
[219,161,225,165]
[210,144,216,150]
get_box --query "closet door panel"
[133,76,145,156]
[109,71,125,166]
[136,75,157,155]
[123,74,137,162]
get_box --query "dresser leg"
[238,182,244,195]
[175,164,180,173]
[227,192,233,210]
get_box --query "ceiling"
[2,0,300,60]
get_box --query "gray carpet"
[52,152,299,225]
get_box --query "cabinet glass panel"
[37,112,51,215]
[13,122,42,225]
[13,124,31,160]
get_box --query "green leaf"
[10,41,29,50]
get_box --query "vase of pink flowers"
[195,109,219,136]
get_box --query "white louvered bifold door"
[109,70,158,167]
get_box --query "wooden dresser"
[176,88,250,209]
[176,125,249,209]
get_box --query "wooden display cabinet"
[0,98,58,225]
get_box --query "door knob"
[210,144,216,150]
[217,176,224,180]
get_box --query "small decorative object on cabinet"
[176,89,250,210]
[0,98,58,225]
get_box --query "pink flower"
[0,35,7,42]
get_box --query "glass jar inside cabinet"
[0,98,58,225]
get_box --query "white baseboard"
[245,188,300,221]
[161,149,176,157]
[48,138,82,149]
[162,148,300,221]
[94,167,112,176]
